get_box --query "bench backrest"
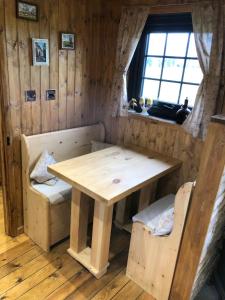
[21,123,105,184]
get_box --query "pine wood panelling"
[0,0,210,239]
[170,121,225,300]
[0,0,100,235]
[0,0,10,234]
[4,0,24,235]
[116,116,203,189]
[93,0,203,189]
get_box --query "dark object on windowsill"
[134,104,143,113]
[147,100,180,121]
[176,98,191,124]
[147,99,192,122]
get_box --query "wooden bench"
[126,182,193,300]
[21,123,105,251]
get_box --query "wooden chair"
[126,182,193,300]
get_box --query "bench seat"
[21,123,105,251]
[32,180,72,205]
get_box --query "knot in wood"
[113,178,120,184]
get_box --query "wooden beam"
[91,201,113,273]
[0,0,15,236]
[170,121,225,300]
[69,189,89,253]
[150,4,192,14]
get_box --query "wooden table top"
[48,145,181,205]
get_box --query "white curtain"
[111,6,149,118]
[183,1,224,139]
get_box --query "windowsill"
[128,110,178,126]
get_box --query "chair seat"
[133,194,175,236]
[32,179,72,205]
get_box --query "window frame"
[128,13,201,108]
[141,32,200,104]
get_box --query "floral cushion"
[133,194,175,236]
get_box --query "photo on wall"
[32,38,49,66]
[61,33,75,50]
[17,1,38,21]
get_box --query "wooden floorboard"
[0,189,145,299]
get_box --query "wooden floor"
[0,190,150,300]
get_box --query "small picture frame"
[32,38,49,66]
[25,90,36,102]
[60,33,75,50]
[46,89,56,101]
[16,1,38,22]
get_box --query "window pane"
[159,81,180,103]
[144,57,163,79]
[147,33,166,56]
[165,33,189,57]
[142,79,159,99]
[187,33,198,57]
[183,59,203,84]
[180,84,199,106]
[162,58,184,81]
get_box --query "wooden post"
[170,118,225,300]
[69,188,89,253]
[91,201,113,277]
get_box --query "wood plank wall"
[118,116,203,189]
[94,0,204,188]
[0,0,223,237]
[0,0,101,235]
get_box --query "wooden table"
[48,145,181,278]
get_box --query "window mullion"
[140,34,150,97]
[158,33,168,99]
[178,32,191,104]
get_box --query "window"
[128,13,203,108]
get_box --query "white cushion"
[32,179,72,205]
[133,194,175,236]
[91,140,113,152]
[30,150,57,184]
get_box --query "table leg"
[91,201,113,277]
[138,181,157,212]
[67,192,113,279]
[69,188,89,253]
[114,197,129,228]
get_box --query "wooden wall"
[0,0,216,236]
[0,0,101,235]
[93,0,204,188]
[118,115,203,188]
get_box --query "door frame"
[0,10,17,236]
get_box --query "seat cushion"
[133,194,175,236]
[32,179,72,205]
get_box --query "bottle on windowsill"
[133,97,143,113]
[176,97,191,125]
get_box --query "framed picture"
[32,38,49,66]
[60,33,75,50]
[16,1,38,21]
[46,89,56,101]
[25,90,36,102]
